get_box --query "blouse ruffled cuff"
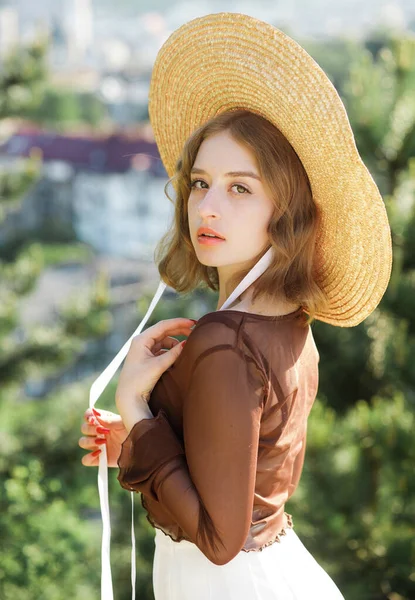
[117,409,185,501]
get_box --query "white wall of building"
[72,169,174,259]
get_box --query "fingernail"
[96,427,110,434]
[88,417,95,425]
[91,449,101,457]
[181,340,187,347]
[190,319,198,323]
[92,408,101,416]
[95,438,107,445]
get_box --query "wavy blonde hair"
[154,109,329,325]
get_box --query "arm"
[288,430,307,495]
[117,346,266,565]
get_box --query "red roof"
[0,126,167,177]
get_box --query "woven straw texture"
[148,12,392,327]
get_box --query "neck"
[215,263,246,310]
[216,247,293,313]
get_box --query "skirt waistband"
[154,512,294,552]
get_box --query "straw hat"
[148,12,392,327]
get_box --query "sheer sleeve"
[117,342,267,565]
[288,430,307,496]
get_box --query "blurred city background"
[0,1,414,599]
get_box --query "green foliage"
[287,393,415,600]
[301,37,363,92]
[0,264,112,385]
[0,242,45,295]
[0,383,100,599]
[0,375,157,600]
[0,39,49,118]
[24,86,109,130]
[313,32,415,415]
[0,245,47,340]
[0,36,117,600]
[0,38,47,220]
[342,35,415,187]
[1,460,100,600]
[136,284,217,327]
[78,91,108,127]
[32,241,94,267]
[304,37,415,598]
[0,155,41,218]
[59,269,113,338]
[1,27,414,600]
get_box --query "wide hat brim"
[148,12,393,327]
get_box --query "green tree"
[24,86,108,130]
[0,40,48,217]
[2,27,414,600]
[0,41,113,599]
[312,33,415,414]
[288,393,415,600]
[300,30,415,600]
[0,39,48,119]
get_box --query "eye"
[190,179,251,195]
[190,179,207,189]
[231,184,250,194]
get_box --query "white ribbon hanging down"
[88,247,274,600]
[88,280,167,600]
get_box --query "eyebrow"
[190,167,262,181]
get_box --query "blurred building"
[66,0,94,65]
[0,127,173,259]
[0,7,19,59]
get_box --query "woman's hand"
[115,317,196,432]
[78,408,129,467]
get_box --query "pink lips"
[198,236,226,246]
[197,226,226,246]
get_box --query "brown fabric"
[117,307,319,565]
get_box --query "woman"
[78,13,392,600]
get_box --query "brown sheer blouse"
[117,307,320,566]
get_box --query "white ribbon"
[88,280,167,600]
[88,247,274,599]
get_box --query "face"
[187,130,275,284]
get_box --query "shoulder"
[178,313,268,398]
[179,311,268,383]
[185,311,247,357]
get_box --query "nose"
[197,187,222,219]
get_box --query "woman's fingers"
[154,337,186,371]
[81,450,101,467]
[80,421,110,436]
[84,408,95,422]
[82,408,124,429]
[152,335,181,353]
[79,435,105,451]
[154,349,169,356]
[140,318,196,346]
[81,421,94,435]
[79,428,108,465]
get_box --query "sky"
[7,0,415,41]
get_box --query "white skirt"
[152,526,345,600]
